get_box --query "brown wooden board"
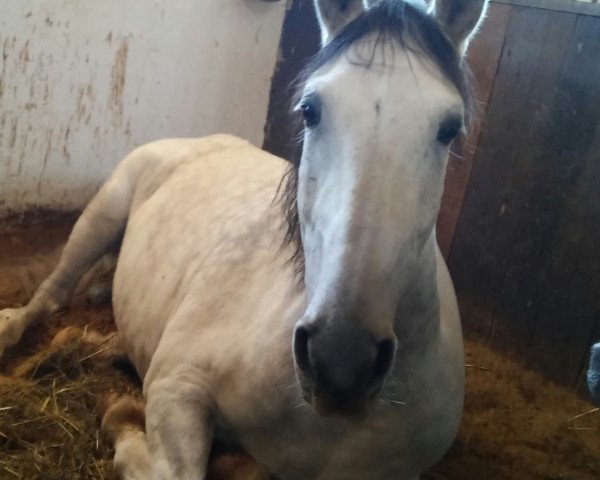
[496,0,600,17]
[448,6,574,338]
[437,2,512,257]
[524,15,600,385]
[263,0,320,161]
[478,9,577,353]
[449,9,600,386]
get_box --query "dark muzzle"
[293,320,396,418]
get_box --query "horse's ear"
[314,0,366,45]
[430,0,489,55]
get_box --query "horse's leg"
[0,155,141,358]
[11,326,127,377]
[102,392,271,480]
[99,394,151,480]
[63,327,128,366]
[144,370,214,480]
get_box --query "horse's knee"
[99,393,146,445]
[101,395,151,480]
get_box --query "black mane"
[278,0,474,280]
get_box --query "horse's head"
[288,0,487,417]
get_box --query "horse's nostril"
[371,338,396,387]
[293,325,313,381]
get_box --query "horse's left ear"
[314,0,366,45]
[430,0,489,55]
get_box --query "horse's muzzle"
[293,320,396,418]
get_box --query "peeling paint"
[62,144,71,163]
[109,39,128,125]
[19,39,30,67]
[8,122,17,149]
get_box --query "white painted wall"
[0,0,287,214]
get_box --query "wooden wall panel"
[524,15,600,385]
[449,6,577,337]
[437,2,512,256]
[449,8,600,386]
[263,0,319,161]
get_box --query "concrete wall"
[0,0,287,214]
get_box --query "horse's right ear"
[314,0,366,45]
[430,0,489,56]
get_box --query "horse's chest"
[228,351,463,480]
[237,404,456,480]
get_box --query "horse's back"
[111,134,291,378]
[116,134,281,210]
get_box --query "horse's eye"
[301,100,321,128]
[437,118,463,145]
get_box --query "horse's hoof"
[0,308,28,359]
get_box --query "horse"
[0,0,488,478]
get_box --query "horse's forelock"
[294,0,474,121]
